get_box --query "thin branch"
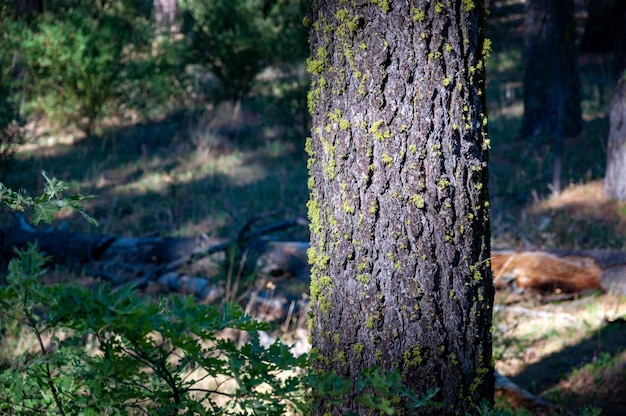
[29,316,67,416]
[131,215,307,290]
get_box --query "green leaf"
[356,393,395,415]
[30,201,57,224]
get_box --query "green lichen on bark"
[370,120,391,141]
[462,0,475,12]
[307,0,493,413]
[371,0,390,13]
[355,274,370,284]
[306,46,328,76]
[411,6,425,21]
[411,194,425,208]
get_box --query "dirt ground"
[494,287,626,415]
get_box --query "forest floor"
[493,273,626,415]
[3,91,625,416]
[487,1,626,413]
[2,0,626,414]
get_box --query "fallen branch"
[495,371,573,416]
[491,251,603,293]
[3,215,626,298]
[0,214,310,301]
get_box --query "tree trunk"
[15,0,42,21]
[604,7,626,201]
[306,1,494,414]
[521,0,582,139]
[580,0,622,54]
[154,0,178,34]
[605,80,626,201]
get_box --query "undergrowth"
[0,178,443,415]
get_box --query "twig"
[30,317,67,416]
[282,300,296,333]
[494,252,517,285]
[133,216,307,290]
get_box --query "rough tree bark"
[604,5,626,201]
[306,1,493,414]
[605,80,626,201]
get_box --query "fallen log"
[0,226,199,265]
[3,220,626,298]
[0,221,311,304]
[491,250,626,295]
[491,251,603,293]
[495,371,573,416]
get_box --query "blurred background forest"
[0,0,311,241]
[2,0,626,414]
[0,0,624,248]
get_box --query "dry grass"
[1,102,310,241]
[518,181,626,250]
[494,291,626,415]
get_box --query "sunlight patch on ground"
[528,181,626,240]
[494,293,626,379]
[536,181,606,212]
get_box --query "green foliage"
[1,0,308,135]
[6,1,163,135]
[354,368,440,414]
[0,13,26,170]
[0,171,97,226]
[308,367,440,415]
[180,0,308,101]
[0,178,310,415]
[0,1,8,19]
[0,243,310,415]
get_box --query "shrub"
[0,244,310,415]
[0,174,310,415]
[0,20,26,173]
[179,0,308,102]
[7,2,162,135]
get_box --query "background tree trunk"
[521,0,582,140]
[580,0,622,54]
[604,6,626,201]
[306,1,493,414]
[154,0,178,34]
[15,0,42,21]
